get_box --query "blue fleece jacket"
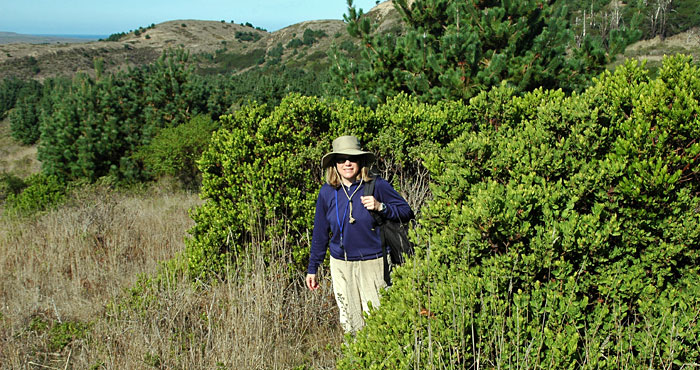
[307,177,414,275]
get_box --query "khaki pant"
[330,256,387,333]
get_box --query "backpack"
[364,178,414,285]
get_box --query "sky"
[1,0,382,36]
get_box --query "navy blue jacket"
[307,177,414,274]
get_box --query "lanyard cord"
[334,177,364,250]
[335,189,349,248]
[337,172,363,224]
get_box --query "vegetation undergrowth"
[337,55,700,368]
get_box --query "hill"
[1,0,697,81]
[0,1,400,80]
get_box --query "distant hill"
[0,1,400,80]
[0,32,102,45]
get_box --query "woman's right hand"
[306,273,319,291]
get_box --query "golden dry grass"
[0,117,41,178]
[0,184,342,369]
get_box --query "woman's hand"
[306,273,320,291]
[361,195,382,211]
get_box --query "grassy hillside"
[610,27,700,71]
[0,1,401,81]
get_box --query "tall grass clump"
[338,55,700,368]
[95,234,343,369]
[1,182,345,368]
[0,184,201,368]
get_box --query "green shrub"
[0,77,27,117]
[186,95,336,279]
[0,172,27,202]
[9,95,41,145]
[338,55,700,368]
[267,43,284,59]
[7,79,43,144]
[338,39,357,53]
[302,28,327,46]
[235,31,262,42]
[212,48,266,71]
[102,32,126,42]
[48,320,90,352]
[340,264,700,368]
[4,174,66,216]
[286,38,304,49]
[134,115,219,187]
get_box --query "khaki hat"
[321,135,375,168]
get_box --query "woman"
[306,135,414,333]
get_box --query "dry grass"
[0,117,41,178]
[609,27,700,71]
[0,184,342,369]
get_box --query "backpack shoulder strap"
[365,178,392,285]
[363,177,375,197]
[364,178,383,225]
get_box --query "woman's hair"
[325,162,373,187]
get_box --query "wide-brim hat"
[321,135,375,168]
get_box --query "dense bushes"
[183,56,699,366]
[0,78,28,118]
[185,93,475,279]
[7,79,65,145]
[331,0,610,106]
[337,55,700,368]
[234,31,261,42]
[134,115,219,188]
[203,66,329,113]
[187,95,350,279]
[187,98,329,277]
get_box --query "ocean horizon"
[31,34,108,40]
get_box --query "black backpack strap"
[363,179,384,226]
[364,178,392,286]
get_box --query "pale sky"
[0,0,382,35]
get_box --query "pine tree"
[38,50,209,183]
[330,0,609,106]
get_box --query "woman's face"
[335,155,360,184]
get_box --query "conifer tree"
[7,80,42,144]
[38,50,208,183]
[331,0,609,105]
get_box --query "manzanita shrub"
[186,95,334,279]
[338,55,699,368]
